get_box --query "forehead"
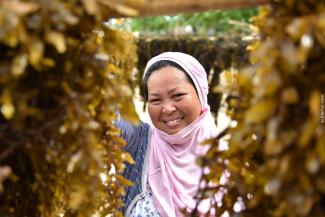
[147,66,190,86]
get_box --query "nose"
[162,101,176,114]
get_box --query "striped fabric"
[116,118,151,216]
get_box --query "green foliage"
[194,0,325,216]
[0,0,139,216]
[123,8,258,36]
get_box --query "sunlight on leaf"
[46,31,67,54]
[245,99,276,124]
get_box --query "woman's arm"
[115,118,137,154]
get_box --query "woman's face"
[147,66,202,135]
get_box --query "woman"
[116,52,218,217]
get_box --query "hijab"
[144,52,218,217]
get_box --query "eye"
[148,98,161,104]
[173,93,185,100]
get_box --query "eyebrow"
[167,87,179,94]
[148,87,180,97]
[148,93,160,97]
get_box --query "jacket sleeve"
[115,117,141,156]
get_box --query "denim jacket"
[116,119,152,216]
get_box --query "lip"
[162,117,184,127]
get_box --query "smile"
[164,117,184,126]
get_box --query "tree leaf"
[45,31,66,54]
[245,99,276,124]
[28,38,44,67]
[0,89,15,120]
[11,54,28,77]
[4,1,39,15]
[82,0,98,15]
[121,152,135,164]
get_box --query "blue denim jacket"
[116,119,151,216]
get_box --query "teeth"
[166,117,182,126]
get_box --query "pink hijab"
[144,52,218,217]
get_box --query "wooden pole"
[103,0,269,18]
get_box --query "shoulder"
[116,118,150,135]
[115,118,151,153]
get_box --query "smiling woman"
[146,64,201,135]
[116,52,218,217]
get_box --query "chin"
[165,130,178,135]
[163,127,183,135]
[155,123,185,135]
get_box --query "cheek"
[148,105,159,120]
[186,99,202,119]
[184,95,201,110]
